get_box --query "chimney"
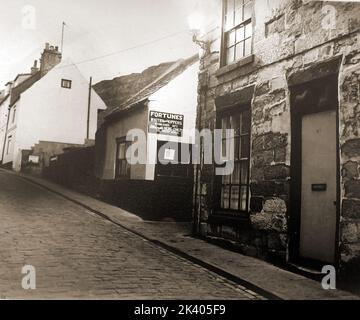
[31,60,39,74]
[40,43,62,77]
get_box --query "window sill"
[215,54,255,78]
[209,212,250,227]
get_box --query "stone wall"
[195,0,360,269]
[43,145,98,195]
[21,141,84,177]
[339,51,360,270]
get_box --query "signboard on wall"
[28,155,40,164]
[148,111,184,137]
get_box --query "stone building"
[193,0,360,273]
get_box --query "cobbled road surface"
[0,170,263,300]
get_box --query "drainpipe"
[86,76,92,140]
[193,78,206,235]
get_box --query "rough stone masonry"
[193,0,360,273]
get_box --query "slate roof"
[105,54,198,120]
[10,71,41,106]
[13,73,32,83]
[0,94,9,106]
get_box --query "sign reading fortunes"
[148,111,184,137]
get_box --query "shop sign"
[149,111,184,137]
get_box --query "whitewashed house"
[95,55,199,221]
[0,92,10,163]
[0,71,39,164]
[2,44,107,171]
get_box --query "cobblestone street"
[0,170,262,299]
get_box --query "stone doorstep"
[12,170,360,301]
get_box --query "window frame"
[61,79,72,89]
[215,105,252,216]
[115,137,131,180]
[6,135,12,155]
[12,107,16,123]
[156,141,193,179]
[221,0,254,67]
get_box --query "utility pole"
[86,77,92,140]
[61,22,66,54]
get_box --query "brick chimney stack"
[31,60,39,74]
[40,43,62,77]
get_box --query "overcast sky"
[0,0,216,88]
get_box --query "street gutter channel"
[19,174,282,301]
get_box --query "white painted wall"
[146,61,199,180]
[0,96,10,163]
[99,60,199,181]
[3,100,19,167]
[101,107,148,180]
[6,58,107,171]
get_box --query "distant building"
[0,68,40,164]
[0,90,10,163]
[95,55,199,220]
[193,0,360,273]
[1,43,107,172]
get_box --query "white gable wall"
[0,96,10,163]
[146,61,199,180]
[11,59,106,171]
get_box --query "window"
[61,79,72,89]
[222,0,253,65]
[115,138,131,179]
[6,135,12,155]
[156,141,192,178]
[219,108,251,212]
[12,107,16,123]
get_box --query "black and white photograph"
[1,0,360,310]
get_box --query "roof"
[10,71,41,106]
[93,61,176,109]
[104,54,199,120]
[14,73,32,83]
[0,94,9,106]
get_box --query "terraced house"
[193,0,360,273]
[1,43,106,173]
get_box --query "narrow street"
[0,170,262,299]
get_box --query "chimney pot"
[55,46,59,51]
[45,43,50,50]
[31,59,39,74]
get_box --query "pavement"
[1,168,359,300]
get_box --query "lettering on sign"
[29,155,40,164]
[149,111,184,137]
